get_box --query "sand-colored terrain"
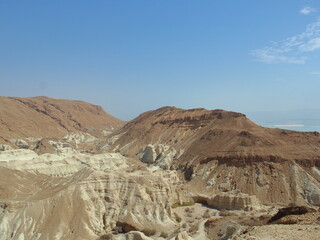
[0,96,124,143]
[0,99,319,239]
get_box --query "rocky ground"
[233,224,320,240]
[1,133,319,240]
[0,98,320,240]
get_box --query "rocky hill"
[107,106,320,163]
[0,103,320,240]
[105,106,320,206]
[0,96,124,143]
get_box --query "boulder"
[268,206,316,223]
[13,139,29,149]
[0,145,12,151]
[140,145,157,164]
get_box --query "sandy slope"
[0,103,319,239]
[103,106,320,206]
[0,96,124,142]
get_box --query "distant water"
[254,119,320,132]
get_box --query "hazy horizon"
[1,1,320,123]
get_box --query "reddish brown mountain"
[0,96,124,142]
[107,107,320,206]
[108,106,320,164]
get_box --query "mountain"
[107,106,320,162]
[106,106,320,206]
[1,104,320,240]
[0,96,124,143]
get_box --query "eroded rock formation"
[0,102,320,240]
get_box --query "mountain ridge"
[1,99,320,239]
[104,106,320,206]
[0,96,124,143]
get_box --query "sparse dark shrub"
[174,213,182,223]
[172,201,195,208]
[202,211,211,218]
[160,232,168,238]
[219,210,233,217]
[98,233,113,240]
[188,223,198,234]
[142,228,156,236]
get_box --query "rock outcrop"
[192,193,261,211]
[1,102,320,240]
[139,144,183,169]
[0,152,181,240]
[105,106,320,207]
[268,206,317,223]
[208,193,261,211]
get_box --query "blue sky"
[1,0,320,121]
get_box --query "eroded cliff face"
[105,107,320,207]
[0,96,124,143]
[186,159,320,207]
[1,104,320,240]
[0,151,182,240]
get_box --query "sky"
[1,0,320,123]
